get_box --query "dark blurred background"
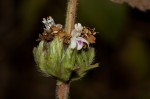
[0,0,150,99]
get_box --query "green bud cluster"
[33,37,98,82]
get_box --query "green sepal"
[33,41,48,74]
[71,47,99,81]
[60,48,76,81]
[46,37,63,77]
[33,39,99,82]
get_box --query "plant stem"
[56,0,77,99]
[56,81,70,99]
[65,0,78,34]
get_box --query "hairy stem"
[65,0,78,34]
[56,81,70,99]
[56,0,77,99]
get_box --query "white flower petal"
[77,23,83,32]
[46,26,50,30]
[76,40,83,50]
[42,17,56,30]
[75,24,78,31]
[71,30,76,37]
[70,37,77,49]
[47,16,54,24]
[77,37,89,47]
[42,18,46,23]
[74,23,83,32]
[56,24,62,29]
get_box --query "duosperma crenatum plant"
[33,16,99,82]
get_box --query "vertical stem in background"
[56,0,77,98]
[65,0,78,34]
[56,82,70,99]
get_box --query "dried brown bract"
[36,17,98,50]
[36,32,54,42]
[63,34,72,44]
[81,27,96,44]
[37,18,66,42]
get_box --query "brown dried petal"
[56,24,62,29]
[58,31,65,38]
[51,26,61,31]
[44,28,52,33]
[86,34,96,44]
[83,43,87,48]
[82,27,89,34]
[36,31,54,42]
[63,34,71,44]
[46,34,54,41]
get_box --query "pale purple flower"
[70,23,89,50]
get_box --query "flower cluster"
[37,16,66,42]
[33,16,98,82]
[37,16,96,50]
